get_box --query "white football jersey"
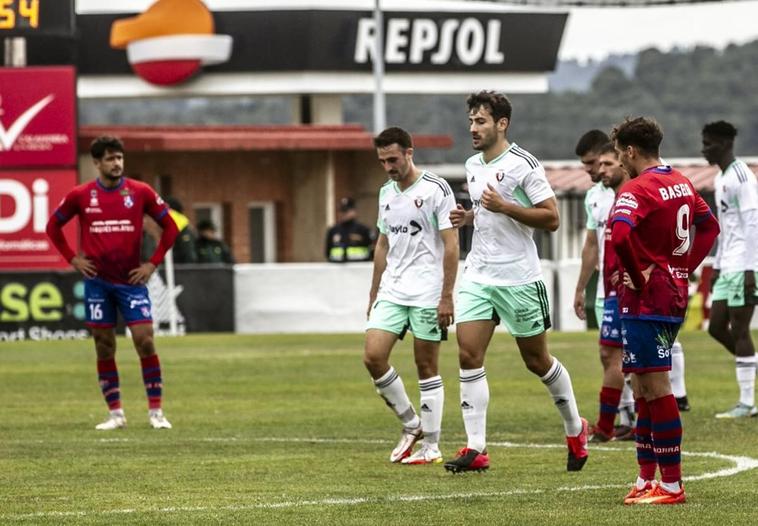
[376,171,456,306]
[584,181,615,299]
[713,159,758,272]
[463,143,555,286]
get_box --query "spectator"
[165,196,198,263]
[325,197,374,262]
[196,219,234,264]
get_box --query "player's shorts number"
[672,204,691,256]
[89,304,103,320]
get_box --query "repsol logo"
[355,17,504,66]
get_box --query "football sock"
[619,376,635,427]
[660,481,682,493]
[670,340,687,398]
[635,397,657,481]
[374,367,419,428]
[540,358,582,436]
[597,386,621,436]
[460,367,488,452]
[736,355,757,407]
[649,394,682,484]
[140,354,163,410]
[419,375,444,445]
[97,358,122,411]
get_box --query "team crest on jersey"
[123,195,134,208]
[414,197,424,208]
[496,170,505,182]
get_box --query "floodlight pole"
[372,0,386,134]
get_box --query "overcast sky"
[560,0,758,62]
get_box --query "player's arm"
[367,233,389,319]
[438,228,459,328]
[610,220,646,290]
[450,203,474,227]
[129,205,180,285]
[482,185,559,231]
[45,195,98,278]
[574,229,598,320]
[689,210,720,274]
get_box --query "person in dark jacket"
[165,197,198,263]
[325,197,374,263]
[196,219,234,264]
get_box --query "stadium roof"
[78,125,453,152]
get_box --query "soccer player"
[364,127,459,464]
[702,121,758,418]
[46,136,179,430]
[609,117,719,505]
[444,91,588,473]
[572,131,636,442]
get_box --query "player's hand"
[71,255,97,278]
[573,290,586,320]
[437,295,454,327]
[128,262,156,285]
[450,204,470,228]
[710,269,720,292]
[481,184,509,214]
[610,271,620,287]
[745,270,756,297]
[623,264,654,291]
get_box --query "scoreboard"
[0,0,74,37]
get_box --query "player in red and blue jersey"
[609,118,719,505]
[46,136,179,431]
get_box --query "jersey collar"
[478,143,515,166]
[640,165,672,176]
[96,177,126,192]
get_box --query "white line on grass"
[3,437,756,521]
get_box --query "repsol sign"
[76,9,567,75]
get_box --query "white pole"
[372,0,386,134]
[164,248,178,336]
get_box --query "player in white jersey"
[571,132,637,442]
[364,127,459,464]
[444,91,588,473]
[702,121,758,418]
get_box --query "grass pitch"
[1,331,757,525]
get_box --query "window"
[193,202,224,237]
[248,202,276,263]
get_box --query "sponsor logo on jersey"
[615,192,638,210]
[89,190,99,207]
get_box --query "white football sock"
[540,358,582,436]
[669,340,687,398]
[419,375,444,445]
[460,368,488,452]
[374,367,419,428]
[736,355,757,407]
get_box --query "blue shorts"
[599,295,623,348]
[621,318,681,374]
[84,278,153,328]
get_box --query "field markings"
[2,437,757,521]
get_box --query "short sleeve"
[521,164,555,207]
[53,188,81,223]
[434,180,456,230]
[584,189,597,230]
[611,186,649,228]
[734,163,758,213]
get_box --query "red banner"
[0,170,77,270]
[0,66,76,167]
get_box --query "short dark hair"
[702,120,737,140]
[611,117,663,158]
[196,219,216,232]
[90,136,124,159]
[165,196,184,213]
[598,142,617,157]
[574,129,610,157]
[466,90,512,123]
[373,127,413,150]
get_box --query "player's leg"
[503,281,587,471]
[591,344,624,442]
[365,301,421,462]
[717,297,757,418]
[85,278,125,430]
[116,283,171,429]
[623,320,685,505]
[708,277,736,354]
[402,318,444,465]
[670,340,689,411]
